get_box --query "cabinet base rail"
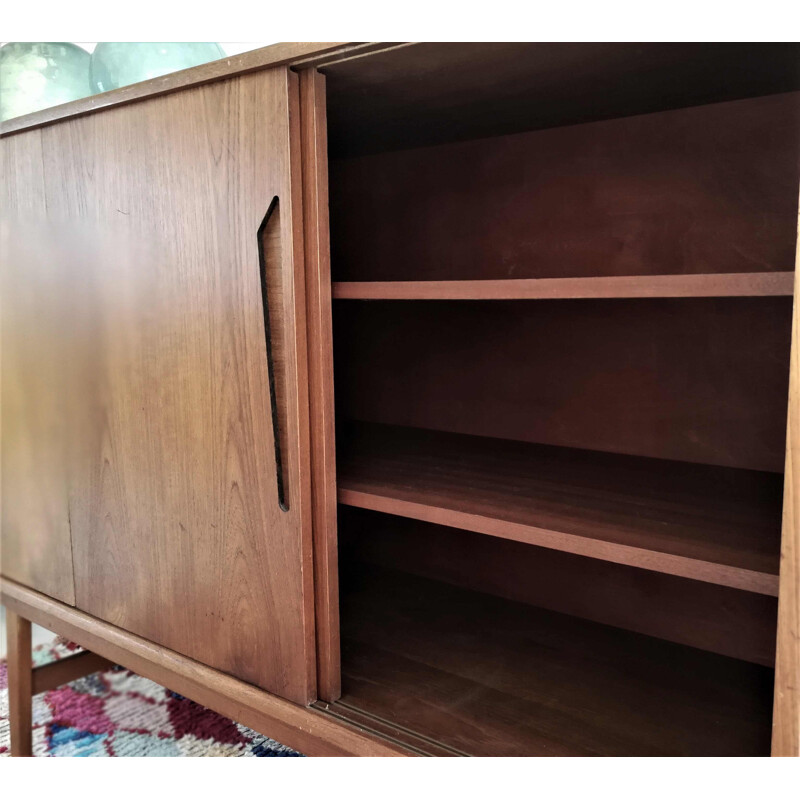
[0,578,411,757]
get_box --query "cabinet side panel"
[773,202,800,755]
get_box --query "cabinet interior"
[320,44,800,755]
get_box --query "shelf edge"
[338,487,780,596]
[332,272,795,300]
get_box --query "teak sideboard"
[3,42,800,757]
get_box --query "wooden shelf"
[335,566,774,756]
[337,423,782,595]
[332,272,795,300]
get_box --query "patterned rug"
[0,639,302,756]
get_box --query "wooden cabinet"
[3,42,800,757]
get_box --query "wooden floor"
[338,422,783,594]
[335,566,774,756]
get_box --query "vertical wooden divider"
[773,201,800,756]
[299,68,341,702]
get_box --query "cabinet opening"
[334,507,775,756]
[317,44,800,755]
[333,297,793,472]
[328,92,800,284]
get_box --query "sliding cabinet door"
[1,132,76,606]
[1,67,316,704]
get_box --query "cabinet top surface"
[4,42,799,153]
[0,42,386,137]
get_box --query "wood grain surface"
[1,137,77,606]
[1,578,412,756]
[337,566,774,756]
[299,69,342,702]
[332,272,795,300]
[0,43,381,137]
[773,203,800,755]
[340,507,779,666]
[6,611,33,756]
[333,298,793,472]
[330,93,800,282]
[1,68,316,703]
[338,423,782,594]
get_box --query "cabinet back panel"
[339,507,778,667]
[330,92,800,282]
[325,44,800,157]
[333,297,791,471]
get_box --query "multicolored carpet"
[0,639,302,757]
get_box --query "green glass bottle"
[90,43,225,93]
[0,42,91,122]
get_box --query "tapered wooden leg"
[7,611,33,756]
